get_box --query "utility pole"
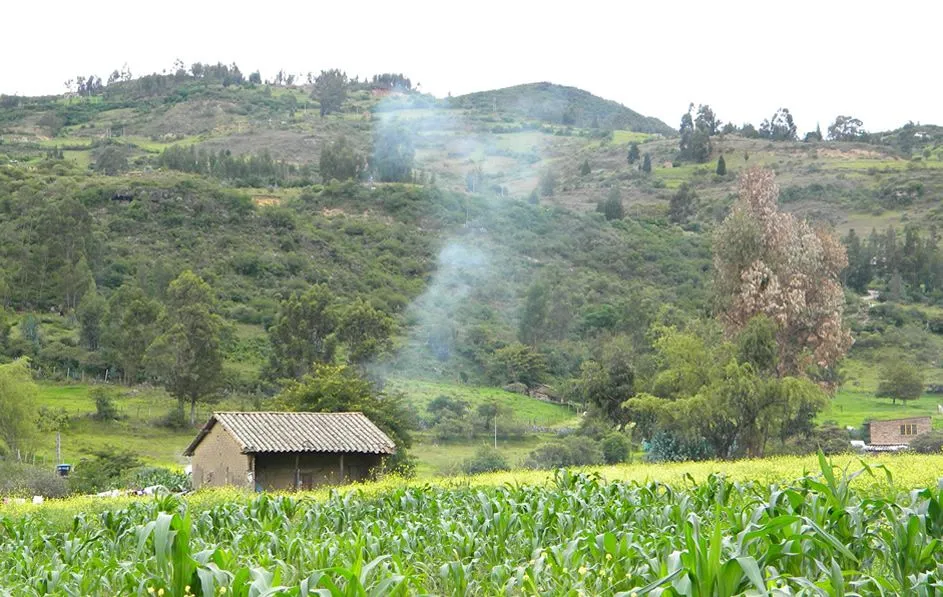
[56,431,61,465]
[494,414,497,449]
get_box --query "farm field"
[2,454,943,595]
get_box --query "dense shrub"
[91,387,120,421]
[645,431,714,463]
[124,466,190,492]
[601,432,631,464]
[461,446,510,475]
[910,430,943,454]
[0,462,69,498]
[525,436,604,469]
[69,448,143,494]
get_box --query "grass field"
[387,377,579,428]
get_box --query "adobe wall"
[191,424,253,489]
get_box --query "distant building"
[184,412,395,491]
[866,416,932,448]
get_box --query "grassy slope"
[36,379,576,476]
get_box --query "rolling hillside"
[3,67,943,474]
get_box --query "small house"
[866,416,932,448]
[184,412,395,491]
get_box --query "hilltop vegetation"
[449,82,675,135]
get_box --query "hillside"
[3,66,943,475]
[450,82,675,135]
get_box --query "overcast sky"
[3,0,939,133]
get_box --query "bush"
[91,387,119,421]
[601,432,630,464]
[525,436,604,469]
[645,431,714,463]
[68,447,142,494]
[157,405,188,430]
[910,430,943,454]
[124,466,190,492]
[0,461,69,498]
[462,446,510,475]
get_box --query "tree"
[312,69,348,117]
[0,359,39,459]
[518,281,549,346]
[641,153,652,173]
[490,343,546,387]
[716,154,726,176]
[267,284,338,380]
[319,136,365,181]
[372,124,415,182]
[575,337,636,426]
[668,182,697,225]
[827,115,865,141]
[598,187,624,221]
[843,228,872,293]
[695,104,720,136]
[713,168,851,382]
[759,108,798,141]
[248,71,262,85]
[76,287,106,350]
[145,271,224,424]
[579,159,591,176]
[95,146,129,175]
[102,284,161,384]
[276,363,414,469]
[876,362,924,405]
[679,104,714,162]
[538,169,557,196]
[627,143,640,164]
[625,325,827,458]
[336,298,394,365]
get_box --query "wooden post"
[294,454,300,490]
[339,453,345,481]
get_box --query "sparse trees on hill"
[759,108,798,141]
[627,143,640,164]
[103,284,161,384]
[580,159,591,176]
[679,103,713,162]
[716,154,726,175]
[828,115,866,141]
[312,69,348,117]
[319,136,365,181]
[641,153,651,173]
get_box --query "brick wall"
[869,417,932,446]
[191,424,253,490]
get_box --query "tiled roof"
[184,412,396,456]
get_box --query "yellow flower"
[158,590,165,597]
[219,588,227,595]
[578,566,588,575]
[605,553,612,560]
[147,589,155,595]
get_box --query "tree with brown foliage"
[713,168,851,384]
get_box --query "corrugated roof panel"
[184,412,396,456]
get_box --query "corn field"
[1,455,942,595]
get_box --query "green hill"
[451,82,675,135]
[3,66,943,473]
